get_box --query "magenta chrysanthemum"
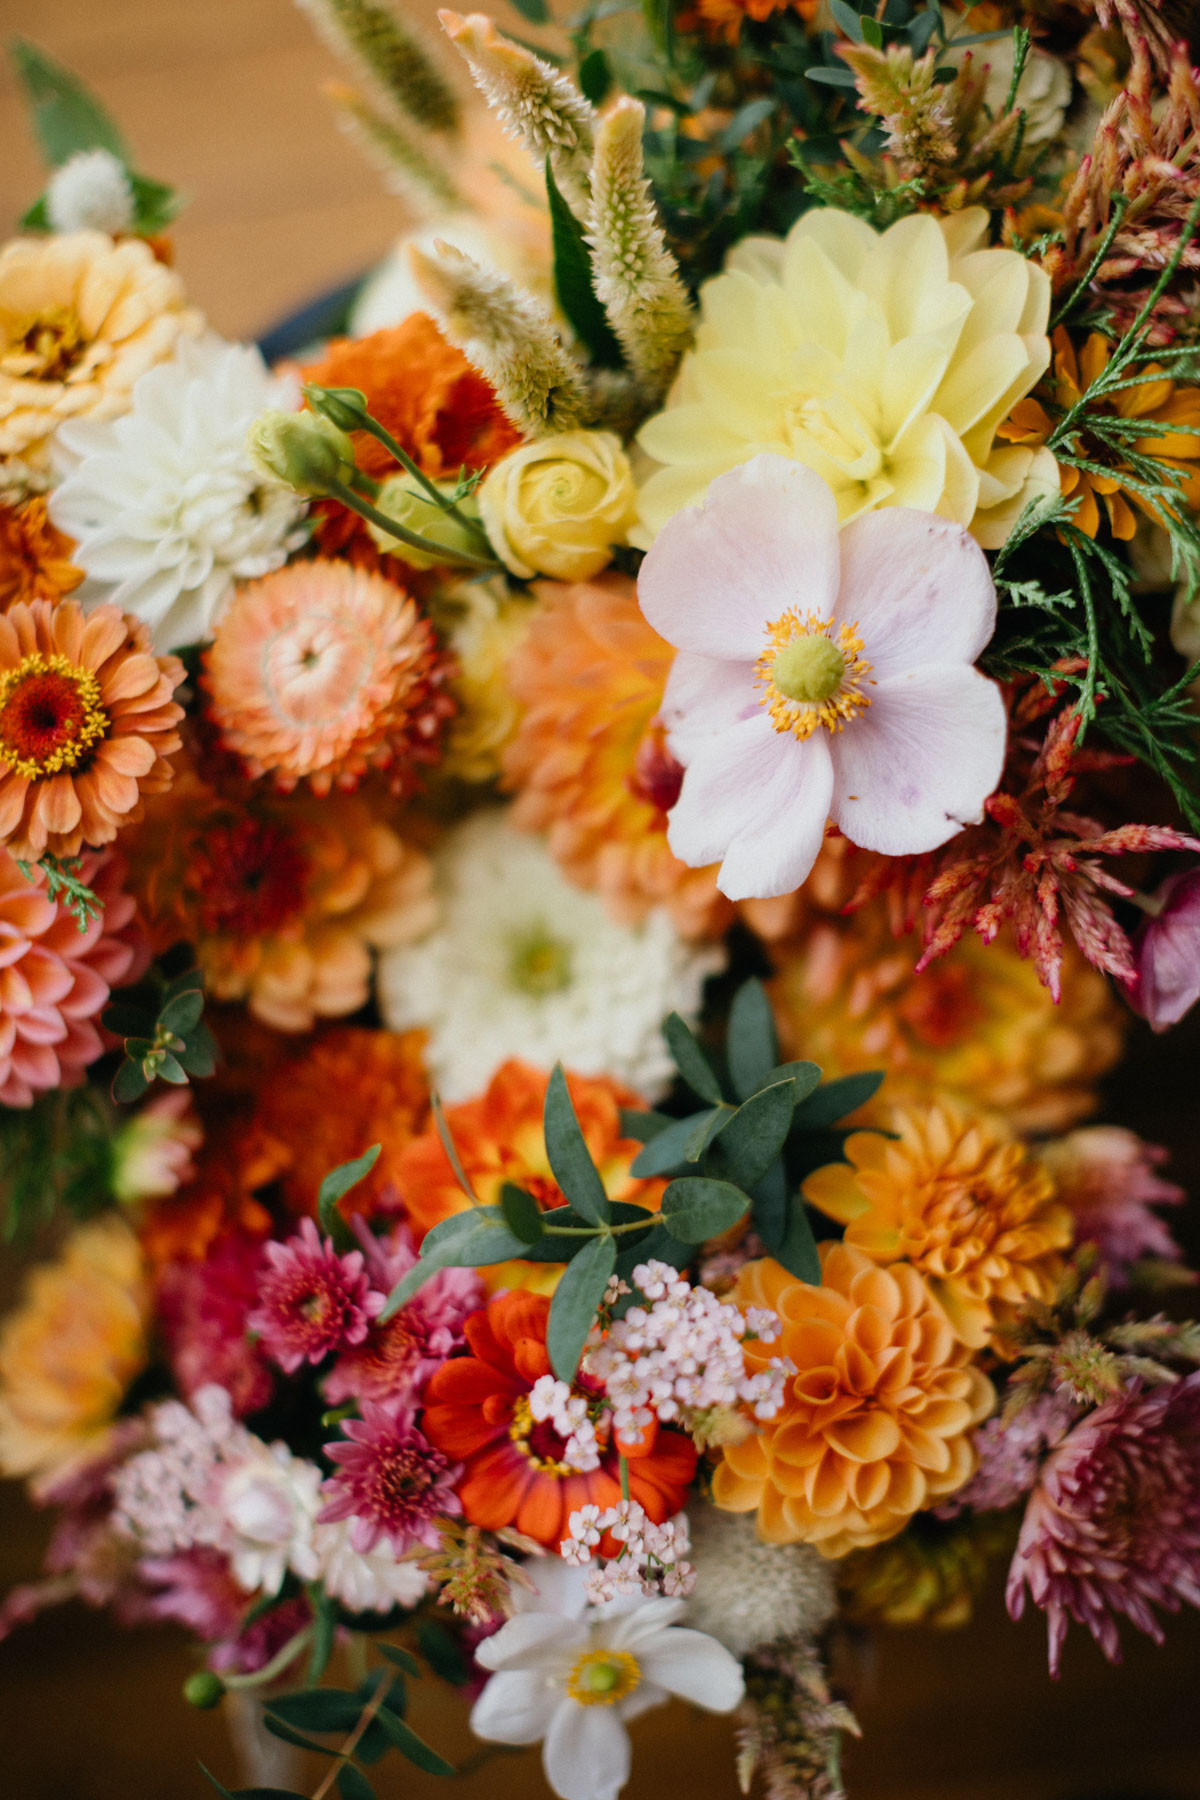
[1007,1372,1200,1674]
[247,1219,384,1375]
[158,1233,274,1417]
[319,1399,461,1554]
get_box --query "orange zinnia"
[0,497,84,607]
[421,1289,697,1547]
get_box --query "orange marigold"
[0,599,183,861]
[712,1245,994,1557]
[0,496,83,606]
[502,576,731,938]
[804,1105,1073,1350]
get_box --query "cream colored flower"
[635,207,1054,550]
[479,429,638,580]
[942,10,1072,147]
[0,233,201,470]
[433,577,536,783]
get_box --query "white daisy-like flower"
[46,150,136,236]
[376,810,724,1101]
[49,333,307,650]
[470,1557,744,1800]
[312,1518,430,1614]
[682,1506,837,1659]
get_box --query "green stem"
[357,420,480,532]
[326,480,499,572]
[544,1219,657,1238]
[619,1455,630,1503]
[222,1625,313,1691]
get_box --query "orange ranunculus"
[421,1289,697,1547]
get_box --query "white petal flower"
[313,1518,430,1613]
[215,1442,323,1596]
[46,150,135,235]
[470,1559,744,1800]
[376,810,724,1101]
[49,333,307,650]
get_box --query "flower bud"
[246,409,356,497]
[303,382,372,435]
[477,430,637,580]
[183,1670,226,1709]
[1126,867,1200,1031]
[368,475,487,570]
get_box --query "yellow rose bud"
[368,476,489,570]
[246,409,356,497]
[477,430,637,581]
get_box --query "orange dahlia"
[202,561,453,797]
[395,1058,664,1292]
[712,1246,994,1557]
[804,1105,1073,1350]
[502,576,731,937]
[0,496,84,606]
[421,1289,697,1547]
[0,599,184,861]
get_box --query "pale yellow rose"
[478,430,638,580]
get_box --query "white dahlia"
[49,334,306,650]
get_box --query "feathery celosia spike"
[295,0,460,134]
[438,10,596,213]
[410,240,589,434]
[585,98,694,399]
[325,82,462,210]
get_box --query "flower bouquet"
[3,1,1200,1796]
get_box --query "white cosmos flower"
[49,333,307,650]
[470,1558,744,1800]
[376,810,724,1101]
[312,1518,430,1613]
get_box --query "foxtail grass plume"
[296,0,461,133]
[325,82,462,211]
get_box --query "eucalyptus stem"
[544,1218,662,1238]
[310,1668,392,1800]
[222,1625,313,1691]
[326,479,499,571]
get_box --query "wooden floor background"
[2,0,1200,1794]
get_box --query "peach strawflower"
[395,1059,664,1293]
[202,561,454,797]
[0,599,184,862]
[804,1105,1073,1350]
[0,232,200,469]
[769,903,1124,1135]
[502,576,732,938]
[712,1245,994,1557]
[0,1215,150,1491]
[0,496,84,606]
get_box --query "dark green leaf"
[763,1060,822,1103]
[111,1059,148,1104]
[614,1222,691,1283]
[260,1717,340,1757]
[338,1768,377,1800]
[805,65,860,86]
[829,0,864,40]
[508,0,551,20]
[164,965,204,1001]
[377,1642,421,1676]
[372,1707,455,1775]
[159,989,204,1035]
[431,1092,480,1202]
[794,1072,883,1130]
[101,1002,154,1038]
[267,1688,363,1733]
[860,11,883,46]
[771,1195,821,1285]
[499,1182,546,1244]
[908,4,940,52]
[175,1022,217,1077]
[547,1232,617,1379]
[727,979,778,1101]
[631,1110,719,1177]
[18,195,49,230]
[683,1107,729,1163]
[416,1618,471,1686]
[619,1107,674,1143]
[544,1064,610,1224]
[307,1588,337,1686]
[709,1080,796,1191]
[664,1013,724,1105]
[129,170,182,234]
[317,1144,381,1236]
[750,1157,788,1247]
[578,48,612,105]
[11,39,130,166]
[545,160,624,368]
[660,1176,750,1243]
[200,1769,311,1800]
[380,1208,529,1316]
[156,1051,187,1085]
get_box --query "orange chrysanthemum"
[202,561,454,797]
[0,497,84,607]
[769,904,1124,1135]
[422,1289,697,1547]
[395,1059,664,1293]
[0,599,184,862]
[804,1105,1073,1350]
[712,1246,994,1558]
[502,576,731,938]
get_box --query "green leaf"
[159,989,204,1035]
[545,159,624,368]
[376,1643,421,1676]
[524,1200,655,1261]
[129,170,182,234]
[499,1182,546,1244]
[102,1002,154,1038]
[200,1769,310,1800]
[416,1618,471,1686]
[709,1080,796,1191]
[431,1092,480,1202]
[338,1769,378,1800]
[829,0,864,40]
[307,1588,337,1686]
[614,1222,691,1282]
[544,1064,611,1224]
[547,1232,617,1379]
[11,39,130,167]
[771,1195,822,1285]
[372,1707,455,1776]
[111,1059,148,1104]
[726,978,778,1101]
[749,1157,787,1246]
[659,1176,750,1244]
[578,48,612,105]
[267,1689,364,1733]
[380,1208,528,1316]
[805,65,860,87]
[763,1060,822,1103]
[619,1107,674,1143]
[794,1072,882,1130]
[663,1013,724,1106]
[631,1110,719,1177]
[683,1107,729,1163]
[156,1051,187,1085]
[175,1023,217,1078]
[317,1144,381,1236]
[508,0,551,20]
[260,1717,340,1757]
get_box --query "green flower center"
[770,634,846,704]
[508,927,573,996]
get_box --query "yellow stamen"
[0,653,109,781]
[566,1648,641,1707]
[508,1395,574,1475]
[755,609,872,741]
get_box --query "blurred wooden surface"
[2,0,1200,1794]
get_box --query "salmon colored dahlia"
[202,562,453,797]
[0,497,84,606]
[804,1105,1073,1351]
[395,1059,664,1293]
[421,1289,697,1547]
[712,1245,994,1557]
[502,576,731,938]
[0,599,184,862]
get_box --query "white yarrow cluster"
[529,1375,602,1473]
[46,150,135,235]
[561,1499,695,1604]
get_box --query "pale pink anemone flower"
[637,455,1007,900]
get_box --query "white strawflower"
[682,1506,837,1659]
[313,1519,430,1613]
[376,810,724,1101]
[49,334,307,650]
[46,150,135,235]
[215,1441,324,1596]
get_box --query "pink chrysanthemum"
[1040,1126,1185,1287]
[1007,1372,1200,1674]
[158,1233,274,1418]
[202,560,454,797]
[248,1218,384,1375]
[322,1221,482,1410]
[320,1398,461,1554]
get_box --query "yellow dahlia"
[769,904,1124,1134]
[435,578,535,784]
[0,1215,150,1490]
[635,207,1053,550]
[804,1104,1073,1350]
[202,560,453,797]
[502,575,732,937]
[712,1245,994,1557]
[0,232,200,469]
[0,598,184,861]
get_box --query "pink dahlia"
[1040,1126,1185,1288]
[636,455,1006,900]
[247,1218,384,1375]
[1007,1372,1200,1673]
[320,1398,461,1554]
[158,1233,274,1418]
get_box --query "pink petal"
[668,713,789,867]
[830,665,1006,855]
[660,652,761,763]
[638,456,840,660]
[832,509,997,680]
[717,731,834,900]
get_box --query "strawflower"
[320,1397,461,1554]
[248,1218,385,1374]
[1039,1126,1185,1287]
[0,496,83,606]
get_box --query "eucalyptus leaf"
[380,1209,529,1317]
[710,1080,796,1191]
[793,1071,882,1130]
[908,4,940,52]
[11,39,130,167]
[664,1013,724,1105]
[829,0,864,40]
[805,65,860,86]
[307,1588,337,1685]
[416,1618,471,1686]
[763,1060,822,1103]
[500,1182,546,1244]
[159,989,204,1035]
[631,1110,719,1177]
[547,1232,617,1379]
[544,1064,610,1223]
[508,0,551,20]
[615,1223,691,1284]
[660,1176,750,1243]
[545,160,623,367]
[619,1107,675,1143]
[261,1717,340,1758]
[750,1157,788,1248]
[373,1706,456,1775]
[156,1052,187,1085]
[267,1689,364,1733]
[337,1768,378,1800]
[175,1022,217,1077]
[726,978,778,1100]
[376,1643,421,1676]
[524,1200,656,1261]
[772,1194,822,1285]
[317,1145,381,1237]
